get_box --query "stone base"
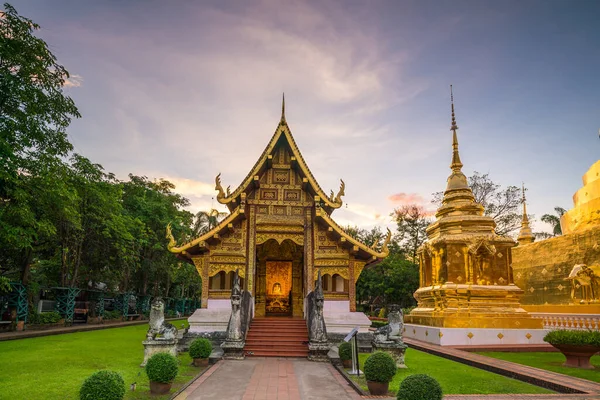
[141,339,178,367]
[188,300,232,333]
[323,302,371,334]
[308,341,331,362]
[221,340,246,360]
[178,330,226,352]
[404,324,548,346]
[372,341,407,368]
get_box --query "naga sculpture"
[334,179,345,204]
[372,304,407,368]
[147,298,178,340]
[215,173,232,203]
[225,270,243,342]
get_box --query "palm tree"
[541,207,567,236]
[192,209,228,236]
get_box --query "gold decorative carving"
[273,169,290,184]
[284,189,301,201]
[261,189,277,200]
[314,259,349,267]
[208,264,246,278]
[256,232,304,246]
[273,206,286,215]
[354,262,366,283]
[314,267,349,280]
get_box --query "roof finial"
[281,92,286,123]
[450,85,463,172]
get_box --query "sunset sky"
[12,0,600,233]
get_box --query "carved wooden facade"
[168,108,389,315]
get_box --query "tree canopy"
[0,3,201,301]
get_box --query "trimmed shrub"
[364,351,397,383]
[189,338,212,359]
[338,342,352,361]
[544,330,600,347]
[79,370,125,400]
[397,374,442,400]
[146,353,179,383]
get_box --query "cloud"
[388,192,426,205]
[64,74,83,88]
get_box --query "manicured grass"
[0,319,201,400]
[348,349,554,395]
[477,351,600,382]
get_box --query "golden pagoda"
[512,160,600,311]
[561,160,600,235]
[406,87,540,330]
[517,185,535,245]
[166,96,389,332]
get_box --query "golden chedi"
[407,89,540,330]
[512,160,600,311]
[561,160,600,235]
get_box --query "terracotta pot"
[193,357,209,367]
[149,381,172,395]
[552,344,600,369]
[342,359,352,368]
[367,381,389,396]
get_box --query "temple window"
[333,274,345,292]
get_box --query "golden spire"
[450,85,463,173]
[518,183,535,244]
[444,85,470,193]
[280,92,286,124]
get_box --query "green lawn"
[0,320,202,400]
[348,349,554,395]
[477,352,600,382]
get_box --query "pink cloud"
[388,192,425,205]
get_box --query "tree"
[392,205,432,262]
[432,172,522,236]
[192,209,227,237]
[0,3,80,283]
[541,207,567,237]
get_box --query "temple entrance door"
[265,261,292,316]
[255,239,304,318]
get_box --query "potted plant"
[544,329,600,369]
[145,352,179,394]
[79,370,125,400]
[364,351,397,395]
[397,374,443,400]
[189,338,212,367]
[338,342,352,368]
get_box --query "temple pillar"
[192,257,209,309]
[305,207,314,295]
[246,205,256,296]
[348,260,356,312]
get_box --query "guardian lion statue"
[146,298,178,340]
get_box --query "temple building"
[404,89,544,345]
[167,97,390,335]
[512,160,600,321]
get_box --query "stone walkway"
[404,338,600,395]
[174,358,362,400]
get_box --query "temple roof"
[214,95,345,213]
[167,204,390,263]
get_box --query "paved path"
[175,358,361,400]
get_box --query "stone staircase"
[244,317,309,357]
